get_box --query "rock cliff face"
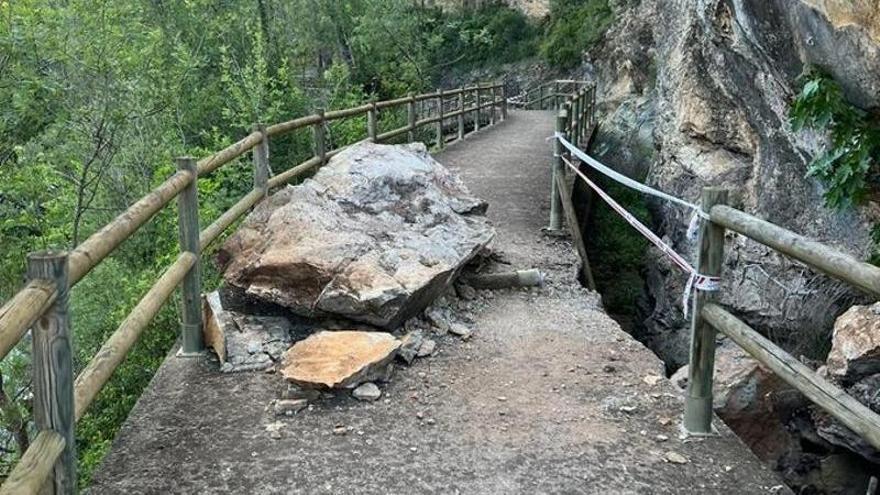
[584,0,880,367]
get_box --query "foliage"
[541,0,614,69]
[791,68,880,209]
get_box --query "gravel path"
[90,111,788,494]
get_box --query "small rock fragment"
[643,375,662,386]
[449,323,473,339]
[273,399,309,417]
[417,339,437,357]
[620,405,638,414]
[281,384,321,401]
[397,331,424,365]
[664,451,689,464]
[655,434,669,442]
[603,365,616,373]
[352,382,382,402]
[332,425,348,436]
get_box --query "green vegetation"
[583,176,650,318]
[0,0,550,486]
[541,0,614,69]
[791,68,880,264]
[791,68,880,209]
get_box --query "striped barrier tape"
[558,155,719,318]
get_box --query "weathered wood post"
[571,95,580,150]
[683,187,729,434]
[457,89,465,140]
[554,80,560,110]
[367,101,378,142]
[501,84,508,121]
[436,89,444,149]
[549,109,566,231]
[407,94,416,142]
[538,84,545,110]
[474,87,481,132]
[27,251,76,493]
[489,85,496,126]
[252,123,269,197]
[314,108,326,164]
[176,157,203,355]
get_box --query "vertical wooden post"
[539,84,544,110]
[684,187,729,434]
[554,81,560,110]
[314,109,326,164]
[501,84,508,121]
[457,89,465,140]
[571,96,580,149]
[367,101,378,142]
[436,89,444,149]
[474,87,481,132]
[407,94,416,142]
[549,109,566,231]
[252,123,269,197]
[489,85,496,126]
[176,157,203,355]
[28,251,75,494]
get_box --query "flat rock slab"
[281,331,400,389]
[90,112,787,494]
[219,141,494,329]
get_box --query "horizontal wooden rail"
[376,125,411,143]
[199,189,265,251]
[710,205,880,297]
[73,252,197,421]
[0,430,65,495]
[266,114,323,137]
[197,132,262,176]
[702,303,880,449]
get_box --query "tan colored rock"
[826,303,880,382]
[800,0,880,42]
[281,331,400,389]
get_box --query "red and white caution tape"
[558,155,719,318]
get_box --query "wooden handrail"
[709,204,880,297]
[0,430,65,495]
[703,303,880,450]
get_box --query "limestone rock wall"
[583,0,880,367]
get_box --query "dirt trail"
[90,111,788,494]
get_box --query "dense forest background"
[0,0,612,486]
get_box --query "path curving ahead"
[89,111,787,494]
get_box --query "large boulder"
[218,142,494,328]
[826,303,880,383]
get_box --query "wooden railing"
[507,79,593,111]
[0,82,507,494]
[548,83,880,453]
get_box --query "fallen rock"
[672,343,803,462]
[417,339,436,358]
[218,142,494,329]
[826,303,880,383]
[273,399,308,417]
[397,330,424,365]
[281,384,321,401]
[424,306,453,333]
[352,382,382,401]
[281,331,400,389]
[449,323,473,340]
[203,291,293,372]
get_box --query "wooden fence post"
[474,87,481,132]
[549,109,566,231]
[457,89,465,139]
[407,94,416,142]
[501,84,508,121]
[27,251,75,494]
[539,84,545,110]
[175,157,203,355]
[252,123,269,197]
[436,89,444,149]
[572,96,580,149]
[489,85,496,126]
[367,101,378,142]
[554,81,560,110]
[314,109,326,164]
[683,187,729,434]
